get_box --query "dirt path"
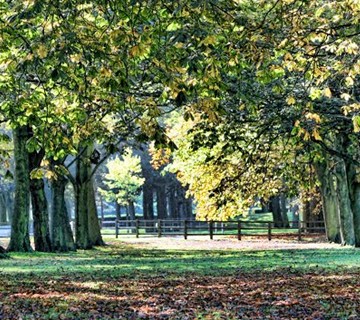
[112,235,344,251]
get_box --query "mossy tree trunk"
[75,145,104,249]
[315,161,342,243]
[346,162,360,247]
[29,150,52,252]
[88,179,104,246]
[7,126,32,252]
[335,159,355,246]
[51,174,76,252]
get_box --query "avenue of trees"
[1,0,360,253]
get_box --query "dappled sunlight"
[1,241,359,318]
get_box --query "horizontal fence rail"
[0,219,326,241]
[100,219,326,241]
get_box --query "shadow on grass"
[1,243,360,319]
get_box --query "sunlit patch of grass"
[1,241,359,278]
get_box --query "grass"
[0,238,359,319]
[1,243,359,276]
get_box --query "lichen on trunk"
[7,126,32,252]
[51,174,76,252]
[315,160,342,244]
[335,159,355,246]
[75,145,104,249]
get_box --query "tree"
[0,0,174,251]
[100,148,145,220]
[153,0,360,246]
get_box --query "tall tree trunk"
[0,193,7,223]
[88,179,104,246]
[280,194,290,228]
[315,161,342,243]
[143,184,154,220]
[128,200,135,220]
[168,188,178,219]
[51,175,75,252]
[346,162,360,247]
[270,196,283,228]
[8,126,32,252]
[335,159,355,245]
[115,202,121,220]
[75,145,104,249]
[29,150,52,252]
[156,185,167,219]
[351,182,360,248]
[5,190,13,223]
[100,194,104,222]
[30,177,52,252]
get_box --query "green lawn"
[0,239,359,319]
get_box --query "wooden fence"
[100,219,326,241]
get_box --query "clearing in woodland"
[0,237,359,319]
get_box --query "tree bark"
[29,150,52,252]
[156,185,167,219]
[128,200,135,220]
[142,184,154,220]
[5,190,13,223]
[0,193,7,223]
[51,175,76,252]
[75,145,104,249]
[280,194,290,228]
[315,161,342,243]
[8,126,32,252]
[115,202,121,220]
[335,159,355,245]
[270,196,283,228]
[351,182,360,248]
[346,162,360,247]
[88,179,104,246]
[30,177,52,252]
[168,188,178,219]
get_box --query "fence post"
[115,219,119,239]
[135,219,139,238]
[157,219,162,237]
[209,221,214,240]
[268,222,272,241]
[184,220,188,240]
[298,221,302,241]
[237,221,242,241]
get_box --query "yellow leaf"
[312,129,322,141]
[286,96,296,105]
[323,87,332,98]
[129,45,140,57]
[305,112,321,123]
[353,116,360,133]
[36,45,48,59]
[45,170,56,180]
[341,93,351,101]
[345,76,354,87]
